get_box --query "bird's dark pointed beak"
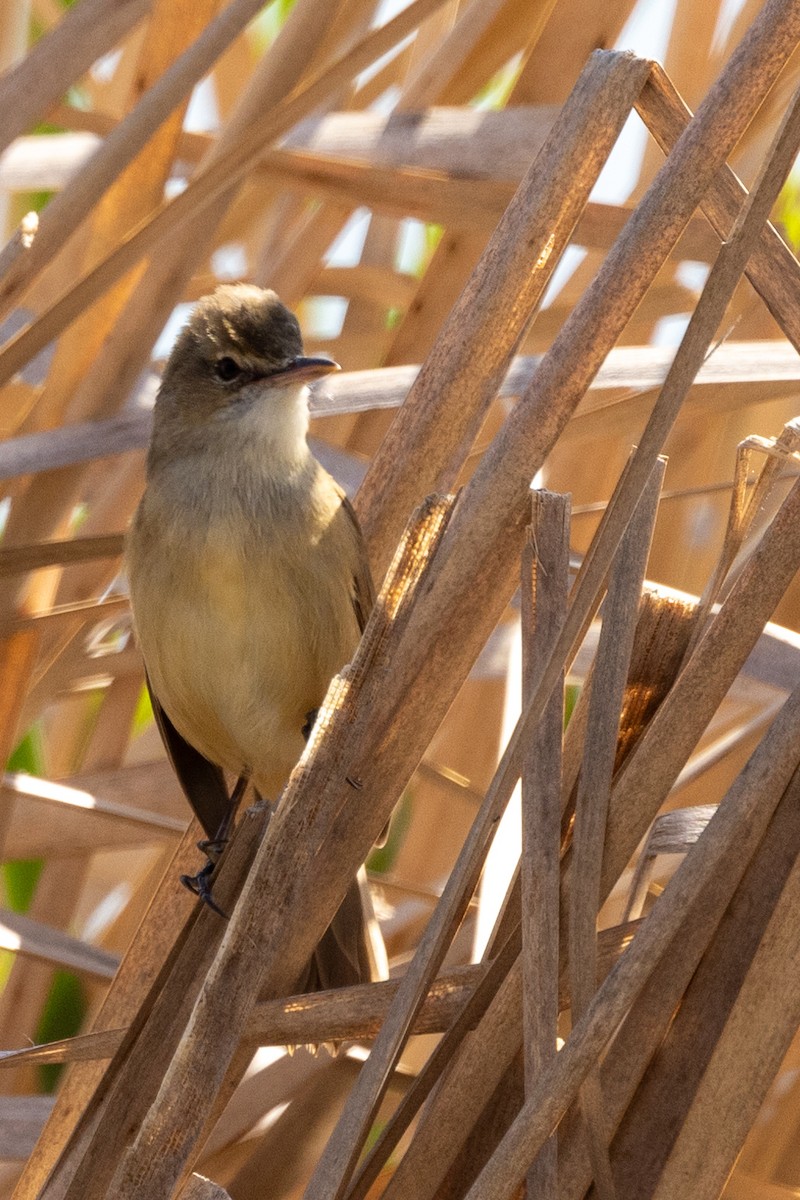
[269,355,341,384]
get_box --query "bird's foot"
[180,859,228,919]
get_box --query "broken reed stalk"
[78,499,454,1200]
[29,803,270,1200]
[375,596,694,1200]
[608,768,800,1199]
[687,416,800,656]
[356,48,652,576]
[637,65,800,351]
[10,817,226,1200]
[0,0,451,384]
[568,459,664,1200]
[304,16,800,1188]
[463,680,800,1200]
[520,491,569,1200]
[553,44,800,765]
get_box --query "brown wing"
[338,487,375,635]
[146,674,234,840]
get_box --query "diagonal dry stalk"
[95,8,799,1192]
[464,678,800,1200]
[567,460,664,1200]
[304,51,654,1200]
[521,491,570,1200]
[37,497,452,1200]
[5,3,800,1196]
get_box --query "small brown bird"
[127,284,382,990]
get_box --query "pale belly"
[130,513,361,798]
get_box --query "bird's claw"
[180,860,228,919]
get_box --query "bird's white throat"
[232,379,311,470]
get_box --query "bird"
[126,283,383,991]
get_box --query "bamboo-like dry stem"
[521,492,570,1200]
[568,458,663,1200]
[649,771,800,1200]
[356,49,652,576]
[83,499,454,1200]
[637,65,800,352]
[464,681,800,1200]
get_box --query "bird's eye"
[214,356,242,383]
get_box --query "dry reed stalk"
[602,457,800,903]
[0,536,124,576]
[367,489,573,1200]
[307,17,799,1189]
[463,680,800,1200]
[344,929,524,1200]
[356,49,652,575]
[0,0,150,156]
[637,65,800,350]
[560,64,800,721]
[687,416,800,653]
[567,460,663,1200]
[520,492,569,1199]
[0,0,451,391]
[372,592,692,1200]
[25,801,269,1200]
[302,52,653,1200]
[381,955,526,1200]
[649,799,800,1198]
[567,464,662,1009]
[607,767,800,1198]
[45,499,453,1200]
[0,923,641,1079]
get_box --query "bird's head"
[150,284,339,471]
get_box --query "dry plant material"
[568,459,664,1200]
[520,491,569,1198]
[464,678,800,1200]
[49,497,454,1200]
[3,0,800,1197]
